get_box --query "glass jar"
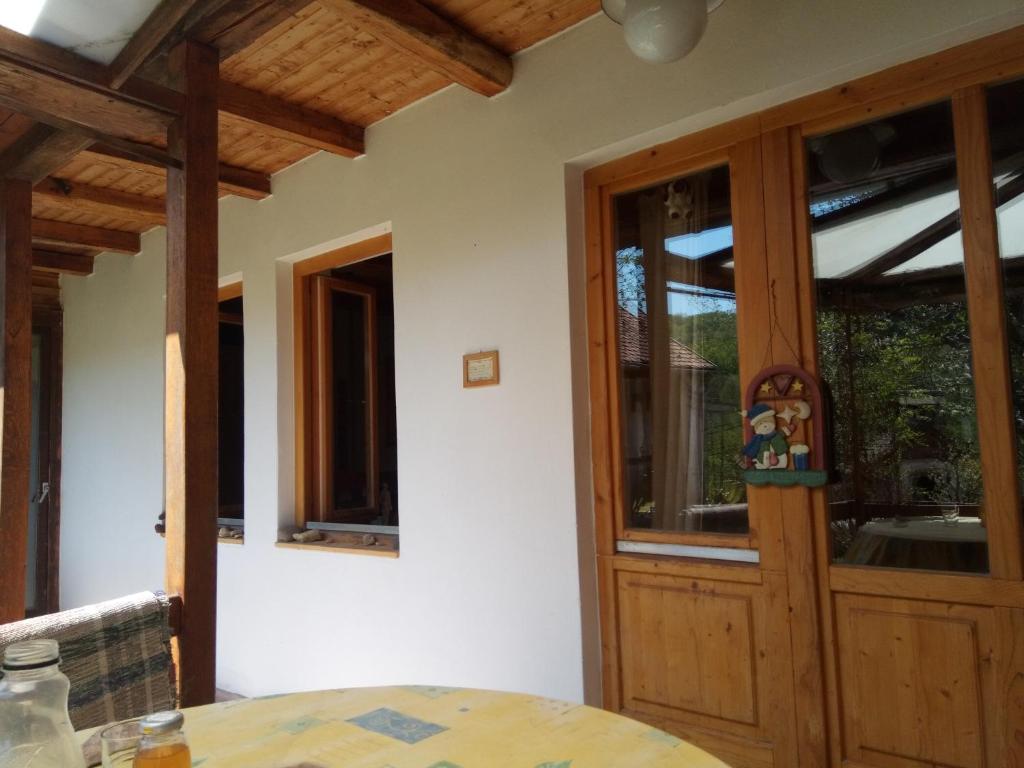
[0,639,86,768]
[132,711,190,768]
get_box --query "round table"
[842,516,988,572]
[79,686,727,767]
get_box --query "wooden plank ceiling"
[0,0,598,276]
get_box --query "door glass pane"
[613,164,748,534]
[987,78,1024,498]
[809,102,988,573]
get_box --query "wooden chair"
[0,591,180,730]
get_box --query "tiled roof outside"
[617,307,715,370]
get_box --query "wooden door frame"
[29,303,62,616]
[585,23,1024,768]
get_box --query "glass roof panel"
[14,0,160,64]
[997,177,1024,260]
[811,188,960,279]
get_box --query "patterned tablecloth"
[79,686,727,767]
[843,516,988,571]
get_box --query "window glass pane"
[218,296,244,520]
[332,289,369,511]
[987,78,1024,497]
[809,102,988,574]
[613,164,748,534]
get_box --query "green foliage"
[818,301,982,506]
[1004,295,1024,484]
[616,247,645,314]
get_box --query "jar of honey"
[133,711,191,768]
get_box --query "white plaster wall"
[60,0,1024,702]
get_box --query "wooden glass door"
[587,132,818,768]
[794,84,1024,768]
[587,28,1024,768]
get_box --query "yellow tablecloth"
[80,686,727,767]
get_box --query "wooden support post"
[0,179,33,623]
[164,40,219,707]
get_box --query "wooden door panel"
[616,569,765,734]
[835,594,996,768]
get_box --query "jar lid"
[140,710,184,735]
[2,639,60,671]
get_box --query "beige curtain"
[639,177,709,530]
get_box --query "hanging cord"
[760,278,802,371]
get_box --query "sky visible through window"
[665,225,733,259]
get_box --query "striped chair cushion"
[0,591,176,730]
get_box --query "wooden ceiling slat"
[216,116,317,173]
[318,57,448,125]
[219,2,325,86]
[262,26,403,108]
[32,219,141,254]
[318,0,512,96]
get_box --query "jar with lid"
[132,711,190,768]
[0,639,86,768]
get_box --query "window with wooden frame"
[294,234,398,555]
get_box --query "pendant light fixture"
[602,0,724,64]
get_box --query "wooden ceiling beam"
[0,27,180,184]
[32,219,140,254]
[32,248,95,276]
[33,178,167,227]
[108,0,208,89]
[319,0,512,96]
[180,0,316,61]
[0,125,93,183]
[0,28,180,141]
[85,145,271,200]
[0,59,175,145]
[219,82,364,157]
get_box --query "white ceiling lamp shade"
[603,0,724,64]
[602,0,629,24]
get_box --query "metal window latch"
[31,482,50,504]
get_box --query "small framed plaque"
[463,350,500,388]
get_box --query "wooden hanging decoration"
[740,364,828,487]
